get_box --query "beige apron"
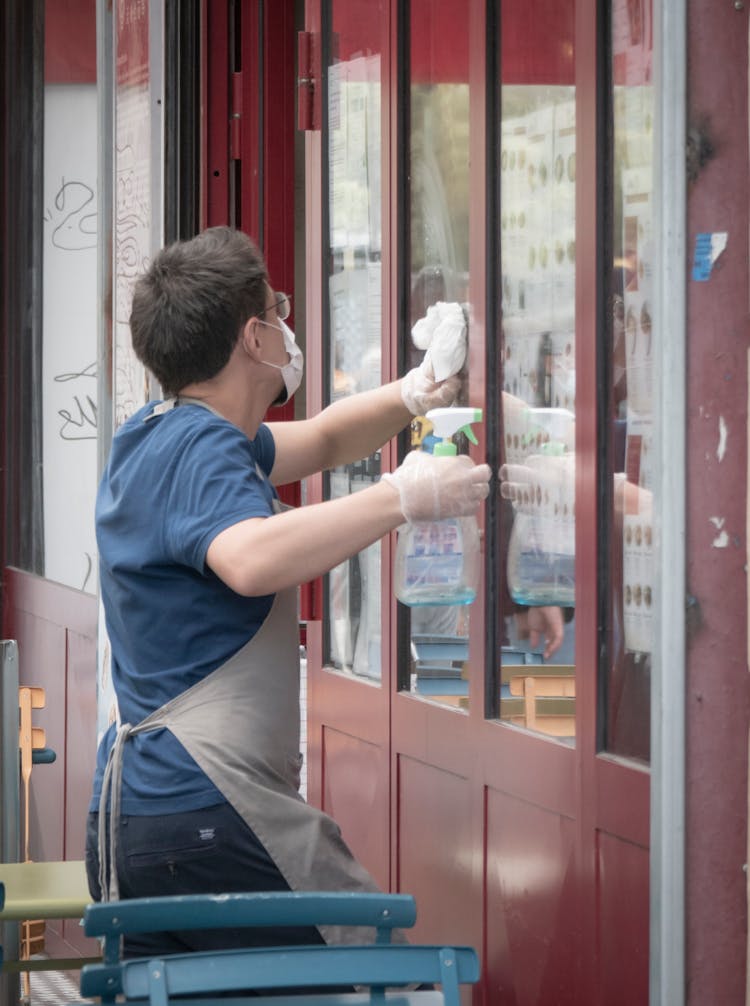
[98,399,382,945]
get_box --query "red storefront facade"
[2,2,748,1003]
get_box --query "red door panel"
[308,660,392,887]
[598,833,649,1006]
[397,755,478,947]
[321,724,390,891]
[485,792,578,1006]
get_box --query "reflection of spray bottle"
[506,407,576,606]
[394,407,483,607]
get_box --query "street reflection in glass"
[324,0,385,680]
[604,0,654,763]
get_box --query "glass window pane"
[324,0,384,679]
[497,2,577,740]
[43,0,99,592]
[604,0,654,762]
[402,0,472,711]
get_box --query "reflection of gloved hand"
[499,454,575,513]
[382,451,491,523]
[400,360,462,416]
[515,605,565,660]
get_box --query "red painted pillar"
[685,3,750,1001]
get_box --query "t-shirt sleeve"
[253,422,276,477]
[163,420,278,572]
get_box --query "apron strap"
[98,722,133,901]
[98,718,162,902]
[143,396,225,422]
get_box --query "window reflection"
[404,0,472,711]
[324,1,384,679]
[605,0,654,763]
[498,8,577,740]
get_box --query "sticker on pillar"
[692,232,727,281]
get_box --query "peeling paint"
[717,416,727,461]
[710,516,728,547]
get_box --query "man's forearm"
[315,379,411,468]
[207,479,404,596]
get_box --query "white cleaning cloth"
[411,301,467,382]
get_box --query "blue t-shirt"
[90,401,278,815]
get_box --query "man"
[86,226,490,955]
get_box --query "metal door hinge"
[230,71,242,159]
[297,31,320,131]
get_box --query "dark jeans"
[85,801,326,959]
[85,803,429,998]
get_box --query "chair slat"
[101,994,446,1006]
[84,891,416,941]
[81,944,478,1006]
[120,944,478,1005]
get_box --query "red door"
[304,0,653,1002]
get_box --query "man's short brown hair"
[130,227,268,395]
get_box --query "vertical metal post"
[650,0,687,1001]
[96,0,114,477]
[1,639,21,1006]
[96,0,115,761]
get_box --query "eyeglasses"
[261,291,291,322]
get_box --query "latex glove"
[382,451,491,523]
[400,359,462,416]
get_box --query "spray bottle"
[394,407,483,607]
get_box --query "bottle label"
[404,520,464,593]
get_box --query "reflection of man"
[86,226,490,956]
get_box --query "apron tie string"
[98,722,134,902]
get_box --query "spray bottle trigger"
[461,424,479,446]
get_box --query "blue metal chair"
[75,891,479,1005]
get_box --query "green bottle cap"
[433,440,458,456]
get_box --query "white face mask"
[258,318,304,405]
